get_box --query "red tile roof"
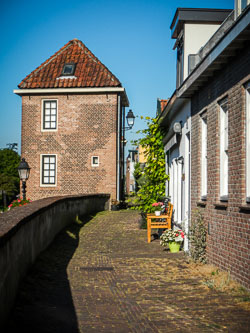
[18,39,122,89]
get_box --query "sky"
[0,0,233,154]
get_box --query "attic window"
[61,63,76,76]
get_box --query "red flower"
[17,199,21,203]
[8,204,13,207]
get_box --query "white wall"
[165,100,191,251]
[183,23,220,80]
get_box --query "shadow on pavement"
[4,214,94,333]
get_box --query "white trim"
[91,156,99,167]
[177,160,182,222]
[246,82,250,200]
[41,99,58,132]
[201,115,207,198]
[40,154,57,187]
[219,99,228,199]
[165,134,177,152]
[14,87,126,94]
[14,87,130,107]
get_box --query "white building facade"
[160,8,231,251]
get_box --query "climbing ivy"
[132,116,168,212]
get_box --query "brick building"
[160,4,250,288]
[189,7,250,288]
[14,39,129,201]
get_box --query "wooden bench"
[147,203,173,243]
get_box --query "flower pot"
[168,241,181,253]
[155,211,161,216]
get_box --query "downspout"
[122,105,126,200]
[116,95,121,201]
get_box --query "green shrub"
[188,209,207,263]
[131,116,168,213]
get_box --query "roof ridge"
[75,40,120,84]
[18,39,121,88]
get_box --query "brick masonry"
[21,93,119,201]
[191,44,250,288]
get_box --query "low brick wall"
[0,194,110,326]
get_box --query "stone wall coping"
[0,193,110,246]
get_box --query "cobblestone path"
[5,210,250,332]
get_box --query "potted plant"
[160,229,184,252]
[151,202,163,216]
[8,198,32,210]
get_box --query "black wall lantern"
[18,158,30,200]
[125,109,135,130]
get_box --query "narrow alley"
[5,210,250,333]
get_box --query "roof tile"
[18,39,121,89]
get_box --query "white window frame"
[246,82,250,202]
[41,99,58,132]
[40,154,57,187]
[201,114,207,199]
[91,156,99,167]
[219,98,228,200]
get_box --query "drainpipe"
[116,95,121,201]
[122,105,126,200]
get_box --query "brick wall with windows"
[21,93,118,201]
[191,44,250,288]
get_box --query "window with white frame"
[91,156,99,167]
[201,114,207,199]
[42,100,57,130]
[41,155,56,185]
[246,82,250,202]
[219,98,228,200]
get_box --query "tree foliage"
[0,149,20,199]
[132,116,168,212]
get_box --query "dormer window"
[61,63,76,76]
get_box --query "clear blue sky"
[0,0,233,154]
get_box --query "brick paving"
[5,210,250,332]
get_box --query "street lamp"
[121,109,135,201]
[18,158,30,200]
[125,109,135,130]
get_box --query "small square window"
[61,63,76,76]
[91,156,99,167]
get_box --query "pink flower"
[8,204,13,208]
[17,199,21,203]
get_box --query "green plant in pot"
[160,229,184,252]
